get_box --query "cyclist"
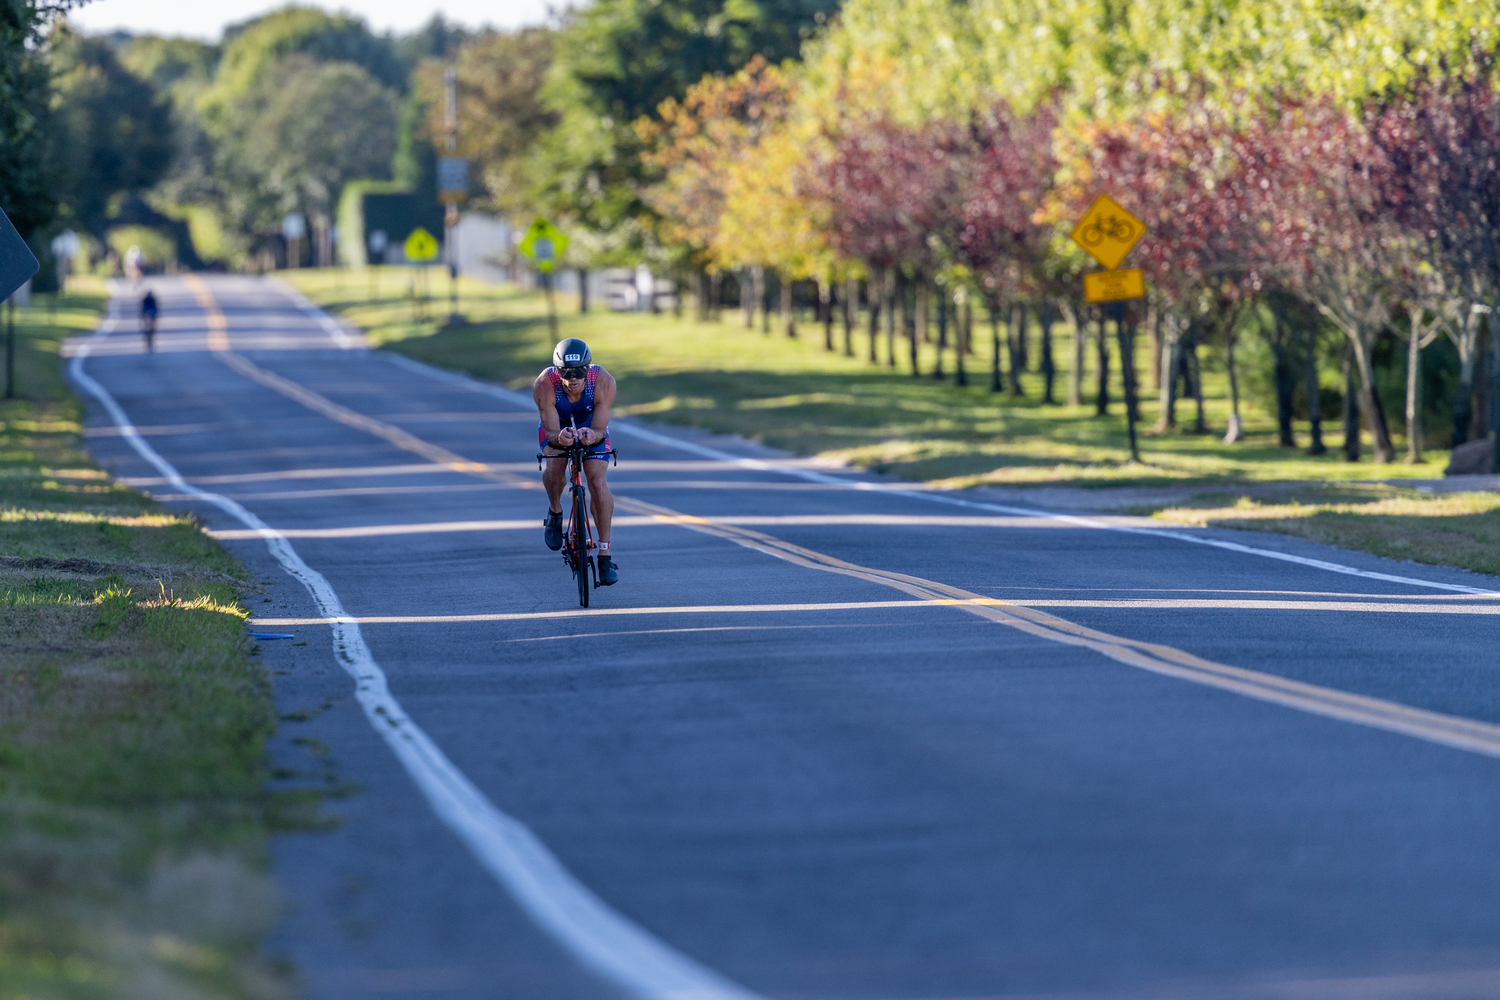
[534,337,618,585]
[140,289,158,352]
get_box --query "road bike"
[140,313,156,352]
[1080,214,1135,247]
[537,440,617,607]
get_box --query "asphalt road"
[72,274,1500,1000]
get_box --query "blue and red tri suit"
[538,365,610,458]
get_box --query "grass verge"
[1,278,295,999]
[1147,484,1500,579]
[285,268,1450,488]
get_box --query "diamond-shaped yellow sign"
[1070,195,1145,271]
[519,218,569,273]
[404,227,439,262]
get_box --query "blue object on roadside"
[248,633,296,640]
[0,207,39,303]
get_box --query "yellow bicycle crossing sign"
[404,227,439,262]
[1070,195,1144,271]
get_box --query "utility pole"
[439,66,466,327]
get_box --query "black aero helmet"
[553,338,591,372]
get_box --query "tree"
[956,102,1059,395]
[1370,63,1500,450]
[48,29,175,237]
[533,0,838,259]
[639,56,795,268]
[1242,97,1407,462]
[1071,99,1265,437]
[219,56,398,252]
[0,0,81,239]
[817,117,960,372]
[412,27,556,216]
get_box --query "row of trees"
[0,4,470,272]
[395,0,1500,464]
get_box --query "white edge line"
[73,287,764,1000]
[378,352,1500,597]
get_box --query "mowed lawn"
[286,268,1451,488]
[1,277,300,999]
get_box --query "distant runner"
[534,337,618,585]
[140,289,158,352]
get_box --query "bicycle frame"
[537,442,616,607]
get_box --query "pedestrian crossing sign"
[405,228,439,262]
[519,218,568,273]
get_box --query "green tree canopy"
[48,28,175,235]
[531,0,841,261]
[220,56,398,227]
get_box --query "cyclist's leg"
[540,432,567,514]
[583,451,613,548]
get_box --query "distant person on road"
[535,337,619,585]
[140,289,158,352]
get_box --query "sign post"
[282,213,306,269]
[1,207,39,400]
[438,66,467,327]
[1070,194,1147,461]
[404,227,439,321]
[367,229,387,298]
[519,218,569,339]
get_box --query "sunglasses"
[559,366,588,380]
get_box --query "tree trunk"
[1188,334,1207,433]
[866,278,881,364]
[1015,306,1029,371]
[1449,310,1481,446]
[1095,307,1110,416]
[1006,304,1024,395]
[1342,346,1361,462]
[1116,307,1141,461]
[1156,314,1182,432]
[884,269,897,367]
[1348,332,1395,462]
[1223,328,1243,444]
[989,301,1002,392]
[709,270,721,321]
[695,270,709,322]
[781,274,795,337]
[820,277,833,350]
[1272,340,1296,448]
[1062,301,1084,407]
[1489,316,1500,473]
[907,277,920,376]
[1039,302,1056,404]
[579,268,590,314]
[760,268,771,334]
[742,268,754,328]
[933,286,947,380]
[1406,312,1425,464]
[956,296,969,387]
[1147,302,1162,390]
[1304,326,1325,455]
[912,277,924,374]
[843,276,856,357]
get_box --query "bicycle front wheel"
[573,491,590,608]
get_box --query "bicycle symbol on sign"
[1079,214,1136,248]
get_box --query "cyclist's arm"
[533,373,573,447]
[585,371,616,445]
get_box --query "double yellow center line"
[182,277,1500,763]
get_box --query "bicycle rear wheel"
[573,490,590,608]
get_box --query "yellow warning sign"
[519,218,568,274]
[404,227,439,262]
[1083,268,1146,303]
[1070,195,1145,271]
